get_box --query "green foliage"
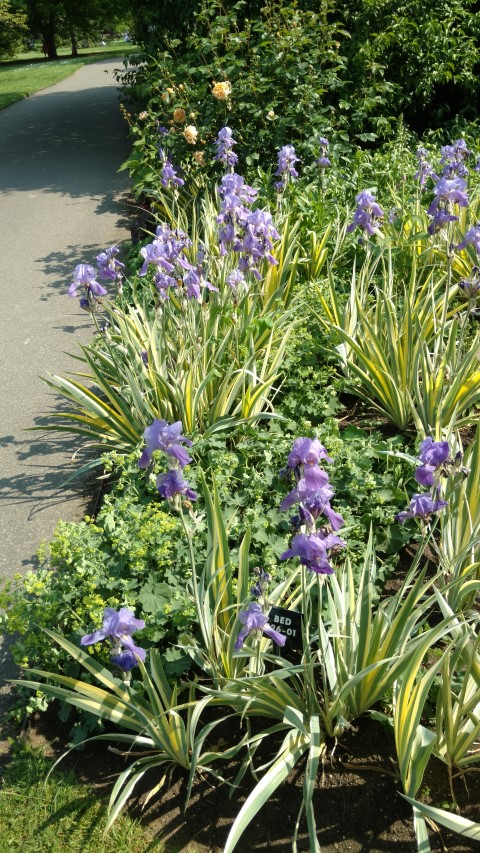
[120,0,353,194]
[0,43,139,112]
[435,631,480,798]
[121,0,480,198]
[340,0,480,132]
[0,0,27,58]
[440,425,480,610]
[401,796,480,843]
[13,0,133,58]
[318,225,480,434]
[0,452,193,679]
[1,416,408,691]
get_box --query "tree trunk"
[42,32,57,58]
[71,32,78,57]
[43,14,57,59]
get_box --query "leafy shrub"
[340,0,480,134]
[0,453,194,677]
[120,0,353,196]
[121,0,480,200]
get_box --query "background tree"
[11,0,132,59]
[0,0,28,59]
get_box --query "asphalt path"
[0,58,132,722]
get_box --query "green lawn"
[0,745,164,853]
[0,41,139,111]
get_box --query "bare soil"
[19,707,480,853]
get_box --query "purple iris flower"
[287,437,333,469]
[138,419,192,469]
[154,272,177,298]
[182,264,218,301]
[217,173,258,257]
[161,159,185,189]
[234,602,286,651]
[139,225,193,297]
[157,468,197,500]
[234,209,280,277]
[318,137,329,148]
[275,145,300,180]
[227,268,246,290]
[68,263,107,298]
[250,568,271,598]
[110,650,138,672]
[304,494,345,531]
[280,467,331,511]
[440,139,471,179]
[280,532,345,575]
[419,437,450,465]
[216,174,280,278]
[139,242,173,277]
[317,156,331,168]
[427,209,458,235]
[347,190,384,237]
[183,267,201,301]
[414,437,450,486]
[219,173,258,212]
[396,493,448,524]
[428,176,469,215]
[81,607,146,664]
[458,271,480,298]
[214,126,238,168]
[457,224,480,253]
[414,147,439,187]
[96,246,125,281]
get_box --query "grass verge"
[0,743,164,852]
[0,42,139,111]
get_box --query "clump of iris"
[274,144,300,192]
[214,126,238,170]
[346,190,384,241]
[138,223,216,302]
[68,246,124,311]
[138,418,197,504]
[81,607,146,677]
[279,437,346,575]
[158,146,184,190]
[216,172,280,284]
[425,138,471,234]
[317,136,331,169]
[396,436,459,525]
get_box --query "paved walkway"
[0,58,132,719]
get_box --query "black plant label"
[268,606,303,649]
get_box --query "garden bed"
[24,708,479,852]
[2,3,480,850]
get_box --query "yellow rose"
[212,81,232,100]
[173,107,186,123]
[184,125,198,144]
[193,151,204,165]
[138,111,149,120]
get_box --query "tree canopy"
[0,0,28,59]
[11,0,132,58]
